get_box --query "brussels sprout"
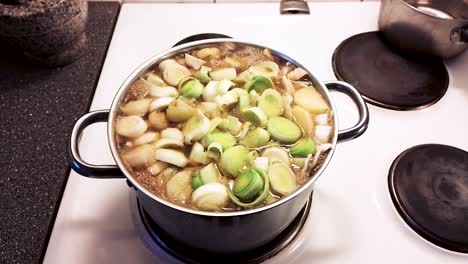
[267,116,302,143]
[240,127,270,148]
[244,76,274,93]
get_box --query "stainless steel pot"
[69,39,369,254]
[379,0,468,59]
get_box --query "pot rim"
[394,0,468,22]
[107,38,338,217]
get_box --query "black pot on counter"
[68,39,369,253]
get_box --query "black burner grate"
[388,144,468,253]
[333,31,449,111]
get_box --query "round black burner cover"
[173,33,232,47]
[333,31,449,111]
[138,194,312,264]
[389,144,468,253]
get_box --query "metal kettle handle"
[68,110,125,178]
[324,81,370,143]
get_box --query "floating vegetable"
[134,131,159,146]
[234,70,253,83]
[194,66,212,84]
[166,170,193,204]
[244,76,274,93]
[258,89,283,117]
[155,149,188,167]
[196,47,220,59]
[267,116,302,143]
[248,61,279,79]
[281,76,294,94]
[210,67,237,81]
[261,147,290,165]
[315,125,332,143]
[166,98,196,123]
[227,168,270,208]
[116,115,148,138]
[228,88,250,111]
[192,183,229,211]
[293,87,329,114]
[290,138,316,157]
[292,157,306,168]
[315,113,329,125]
[207,142,223,160]
[120,98,151,116]
[282,94,294,120]
[214,92,238,106]
[161,128,184,142]
[156,167,177,187]
[149,86,178,98]
[291,105,314,136]
[153,138,184,149]
[268,162,297,196]
[189,142,210,165]
[240,127,270,148]
[218,115,242,135]
[253,157,269,171]
[146,73,166,87]
[224,57,241,68]
[122,144,155,168]
[182,111,210,144]
[185,53,206,70]
[241,107,267,127]
[249,90,258,105]
[208,117,223,133]
[202,129,236,150]
[191,163,220,189]
[148,111,168,130]
[202,80,234,102]
[159,59,191,86]
[220,145,249,177]
[179,77,204,98]
[149,97,175,112]
[147,161,168,176]
[287,68,308,81]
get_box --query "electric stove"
[44,2,468,263]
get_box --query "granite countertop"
[0,2,120,263]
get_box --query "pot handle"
[324,81,369,143]
[451,27,468,43]
[68,110,125,178]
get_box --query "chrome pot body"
[378,0,468,59]
[69,39,369,253]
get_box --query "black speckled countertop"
[0,2,120,263]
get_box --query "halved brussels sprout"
[166,98,196,123]
[179,77,204,98]
[227,168,270,208]
[240,127,270,148]
[241,107,267,127]
[192,183,229,211]
[244,76,274,93]
[220,145,249,177]
[290,138,316,157]
[258,89,283,117]
[268,162,297,196]
[267,116,302,143]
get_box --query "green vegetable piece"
[192,163,221,189]
[240,127,270,148]
[267,116,302,143]
[229,88,250,111]
[241,107,267,127]
[146,73,166,86]
[182,110,210,144]
[179,77,204,98]
[207,142,223,160]
[249,90,258,105]
[220,145,249,177]
[202,129,236,151]
[292,157,306,168]
[258,89,283,117]
[194,66,212,84]
[232,169,264,201]
[244,76,274,93]
[218,115,242,135]
[268,162,297,196]
[227,168,270,208]
[208,117,223,133]
[290,138,316,157]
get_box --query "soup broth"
[115,43,334,212]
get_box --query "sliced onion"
[191,183,228,211]
[149,86,178,98]
[115,115,148,138]
[308,143,333,172]
[214,93,237,106]
[202,81,219,102]
[315,113,329,126]
[149,97,174,112]
[122,144,156,168]
[210,68,237,81]
[249,60,279,79]
[261,147,290,166]
[287,68,308,81]
[185,53,206,70]
[161,128,184,142]
[153,138,184,149]
[166,170,193,203]
[155,149,188,167]
[147,161,168,175]
[134,131,159,146]
[159,59,191,86]
[182,111,210,144]
[189,142,210,165]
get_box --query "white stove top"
[44,2,468,263]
